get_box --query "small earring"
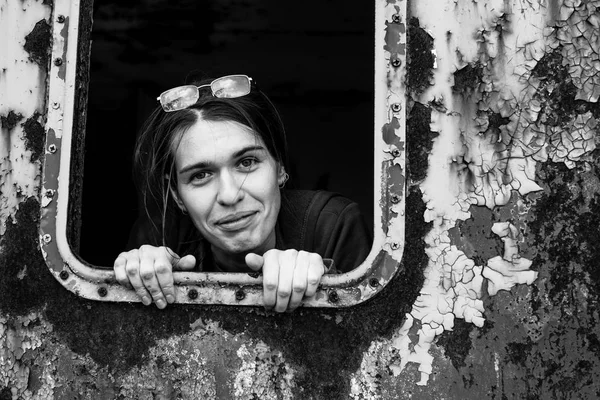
[279,172,289,189]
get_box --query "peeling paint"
[1,0,600,398]
[23,19,51,67]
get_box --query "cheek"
[179,187,212,220]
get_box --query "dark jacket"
[127,190,373,273]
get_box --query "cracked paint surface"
[2,0,600,399]
[0,313,298,399]
[0,2,49,236]
[349,0,600,394]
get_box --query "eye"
[238,157,258,170]
[189,170,211,183]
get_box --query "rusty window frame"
[40,0,406,307]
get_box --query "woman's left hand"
[245,249,325,313]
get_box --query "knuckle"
[277,289,291,298]
[125,262,140,276]
[264,281,278,291]
[284,249,299,257]
[154,262,171,275]
[298,250,309,258]
[293,283,306,293]
[309,252,323,263]
[140,271,155,281]
[308,276,321,286]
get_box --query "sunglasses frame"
[157,74,254,112]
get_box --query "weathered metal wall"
[1,0,599,399]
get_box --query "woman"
[113,74,373,312]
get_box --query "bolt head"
[235,289,245,301]
[328,290,339,303]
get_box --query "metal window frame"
[40,0,406,308]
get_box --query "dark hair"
[132,74,289,246]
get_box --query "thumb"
[245,253,264,271]
[173,254,196,270]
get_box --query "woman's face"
[172,118,284,255]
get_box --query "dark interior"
[79,0,375,266]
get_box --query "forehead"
[174,119,264,164]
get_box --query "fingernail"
[142,296,151,306]
[166,295,175,303]
[156,299,166,309]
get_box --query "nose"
[216,171,245,205]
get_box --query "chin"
[220,238,261,255]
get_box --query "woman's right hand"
[113,245,196,309]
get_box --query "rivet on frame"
[54,58,63,66]
[392,148,401,157]
[391,58,401,68]
[235,288,245,301]
[391,103,402,113]
[48,144,57,153]
[98,287,108,297]
[391,242,401,250]
[391,194,400,204]
[59,270,69,280]
[57,15,66,23]
[188,288,199,300]
[369,278,380,288]
[328,290,339,303]
[392,14,400,23]
[52,102,60,109]
[43,234,52,243]
[45,189,55,198]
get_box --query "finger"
[288,251,310,310]
[261,250,280,310]
[173,254,196,271]
[245,253,264,271]
[274,250,297,313]
[154,256,175,305]
[113,253,132,289]
[304,253,325,298]
[139,248,168,309]
[123,251,152,305]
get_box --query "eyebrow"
[178,145,267,175]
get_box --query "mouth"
[215,211,257,231]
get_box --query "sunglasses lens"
[211,75,251,98]
[159,85,199,112]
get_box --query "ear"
[277,164,288,187]
[166,174,187,213]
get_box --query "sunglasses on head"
[157,74,253,112]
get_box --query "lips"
[215,211,257,231]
